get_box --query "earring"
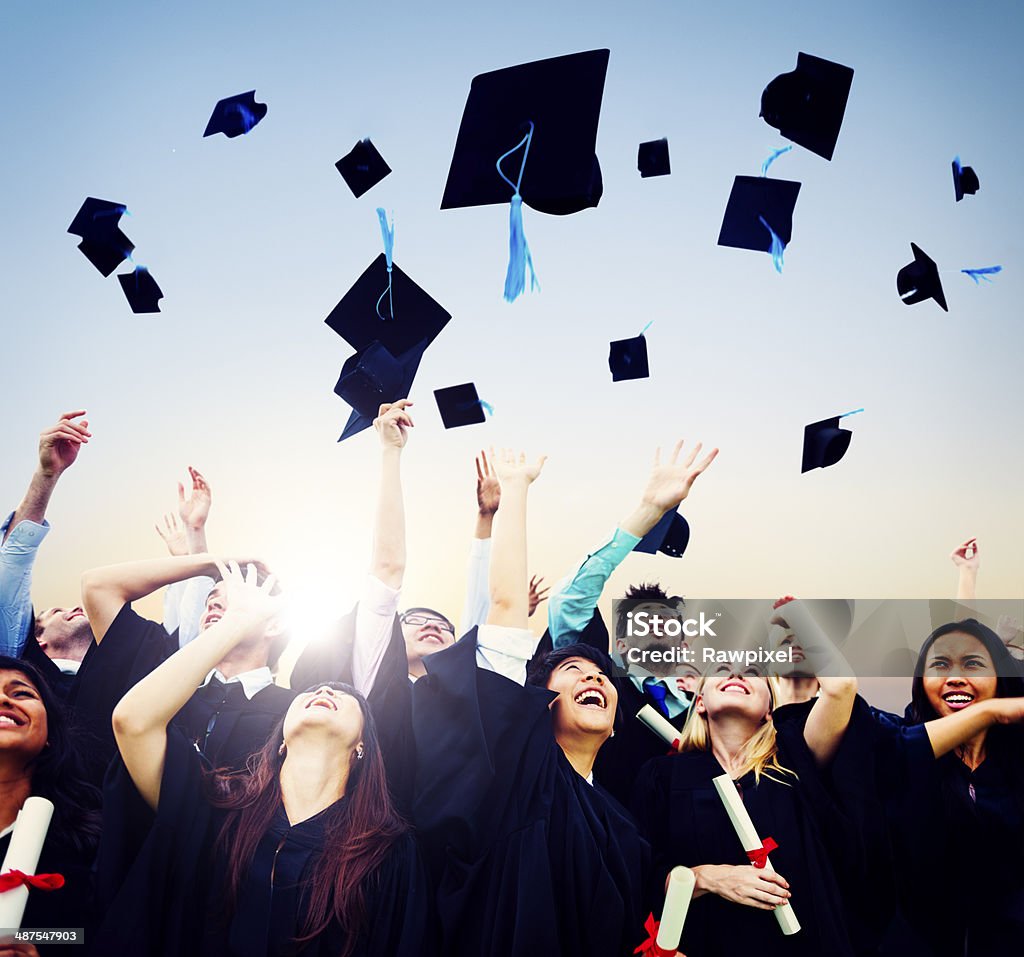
[278,742,286,757]
[609,730,616,738]
[355,744,365,761]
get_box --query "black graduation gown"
[70,604,296,776]
[632,722,856,957]
[412,628,650,957]
[290,608,416,814]
[20,626,89,704]
[93,726,433,957]
[859,704,1024,957]
[0,829,95,956]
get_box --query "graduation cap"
[68,197,135,277]
[801,410,861,473]
[434,382,490,429]
[608,332,650,381]
[718,176,801,269]
[952,156,980,202]
[897,243,947,312]
[634,509,690,558]
[117,267,163,313]
[325,254,451,355]
[335,340,427,441]
[638,138,670,178]
[760,52,854,161]
[203,90,267,138]
[336,139,392,198]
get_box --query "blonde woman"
[632,665,858,957]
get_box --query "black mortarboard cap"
[118,267,163,314]
[336,139,392,198]
[203,90,267,138]
[634,509,690,558]
[718,175,801,253]
[801,416,853,472]
[896,243,947,312]
[608,335,650,381]
[760,52,854,161]
[335,340,427,441]
[325,253,451,356]
[434,383,487,429]
[638,138,671,178]
[68,197,134,277]
[952,157,980,202]
[441,49,610,216]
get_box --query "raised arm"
[81,553,227,644]
[486,449,546,630]
[801,675,858,767]
[547,438,719,647]
[111,562,281,810]
[178,466,212,554]
[924,696,1024,758]
[461,451,500,632]
[950,537,979,602]
[370,401,412,589]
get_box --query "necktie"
[644,677,670,717]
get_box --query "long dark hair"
[0,656,101,856]
[210,682,405,957]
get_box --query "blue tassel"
[758,215,785,273]
[503,195,538,303]
[961,265,1002,284]
[231,103,257,134]
[761,145,792,177]
[839,407,864,419]
[375,208,395,319]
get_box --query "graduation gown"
[858,703,1024,957]
[632,719,856,957]
[70,604,296,776]
[93,726,433,957]
[0,829,95,956]
[290,609,416,814]
[412,628,650,957]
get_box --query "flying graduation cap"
[203,90,267,138]
[68,197,135,277]
[638,138,671,178]
[434,382,491,429]
[336,139,392,198]
[609,322,651,381]
[760,52,854,161]
[325,255,451,440]
[952,156,980,202]
[718,176,801,271]
[117,266,163,313]
[801,410,862,473]
[634,508,691,558]
[441,49,610,301]
[897,243,947,312]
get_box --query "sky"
[2,0,1021,698]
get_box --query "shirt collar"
[50,658,82,676]
[202,667,274,700]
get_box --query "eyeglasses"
[401,613,456,635]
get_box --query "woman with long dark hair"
[0,655,100,954]
[93,563,431,957]
[868,619,1024,957]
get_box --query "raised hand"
[212,561,283,637]
[177,466,212,531]
[374,399,414,449]
[996,615,1023,658]
[155,513,188,557]
[641,440,719,513]
[527,574,550,617]
[37,410,91,477]
[476,450,501,515]
[490,447,547,486]
[950,537,979,570]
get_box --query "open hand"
[476,450,501,515]
[178,466,212,530]
[37,410,90,477]
[155,513,188,557]
[641,440,719,513]
[212,560,283,637]
[528,574,550,617]
[374,400,414,449]
[490,448,547,486]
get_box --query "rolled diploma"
[0,797,56,930]
[656,866,696,953]
[636,704,680,748]
[712,774,800,935]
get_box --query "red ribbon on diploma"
[746,837,779,869]
[634,911,676,956]
[0,869,66,892]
